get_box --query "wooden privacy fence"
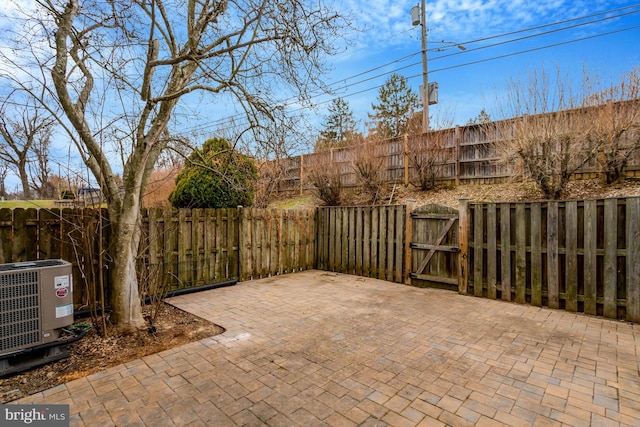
[271,104,640,194]
[0,207,317,307]
[143,208,239,291]
[1,198,639,322]
[460,197,640,322]
[0,208,110,308]
[316,205,406,283]
[237,208,316,281]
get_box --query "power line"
[446,3,640,47]
[194,23,640,136]
[424,25,640,76]
[186,5,640,135]
[430,7,640,62]
[52,3,635,137]
[322,3,640,95]
[325,6,640,95]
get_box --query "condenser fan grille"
[0,271,41,352]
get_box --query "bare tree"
[230,110,315,208]
[0,161,8,198]
[584,67,640,183]
[493,66,600,199]
[0,91,54,199]
[2,0,348,331]
[30,123,56,198]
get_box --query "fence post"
[403,134,409,186]
[626,197,640,322]
[455,126,461,186]
[300,154,304,195]
[458,198,469,294]
[404,199,416,285]
[237,205,244,281]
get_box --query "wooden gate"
[410,204,460,290]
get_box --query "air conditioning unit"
[0,259,81,376]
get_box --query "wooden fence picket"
[547,202,559,309]
[583,200,597,315]
[627,198,640,322]
[530,203,542,307]
[466,197,640,321]
[500,203,511,301]
[603,199,618,318]
[565,201,578,312]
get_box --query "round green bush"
[169,138,257,208]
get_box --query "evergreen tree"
[368,74,419,139]
[315,98,360,151]
[466,109,492,125]
[169,138,257,208]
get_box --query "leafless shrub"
[409,134,443,190]
[306,161,342,206]
[585,67,640,183]
[254,160,286,208]
[493,66,601,199]
[137,262,171,325]
[64,208,110,337]
[351,141,386,204]
[408,113,454,190]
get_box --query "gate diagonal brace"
[414,217,457,275]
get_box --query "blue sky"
[313,0,640,130]
[0,1,639,191]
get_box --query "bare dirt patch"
[0,304,223,404]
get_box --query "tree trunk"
[19,163,31,199]
[108,199,146,332]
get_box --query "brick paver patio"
[16,271,640,426]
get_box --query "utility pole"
[411,3,465,132]
[412,0,429,132]
[420,0,428,132]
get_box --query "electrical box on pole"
[428,82,438,105]
[420,82,439,106]
[411,6,421,26]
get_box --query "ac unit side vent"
[0,270,41,353]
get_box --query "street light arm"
[432,39,466,50]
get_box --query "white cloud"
[336,0,627,54]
